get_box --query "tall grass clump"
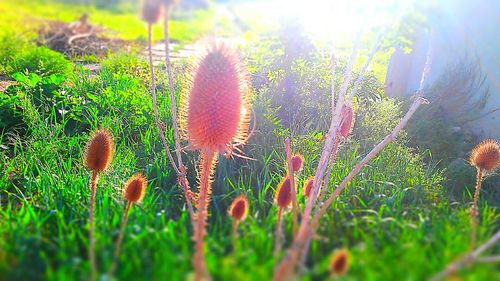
[84,129,115,281]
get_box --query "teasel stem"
[470,169,483,249]
[146,22,181,184]
[273,28,364,281]
[109,200,132,277]
[231,220,239,252]
[274,208,284,257]
[284,139,298,237]
[88,170,98,281]
[193,152,216,281]
[162,7,195,220]
[430,231,500,281]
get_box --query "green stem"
[89,170,98,281]
[109,200,132,277]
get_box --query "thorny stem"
[162,8,195,220]
[109,200,132,277]
[231,220,239,252]
[147,23,179,175]
[88,170,98,281]
[310,96,427,238]
[470,169,483,249]
[430,231,500,281]
[274,208,284,257]
[193,152,216,281]
[299,138,341,273]
[273,29,364,281]
[284,138,298,237]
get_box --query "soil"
[38,14,132,58]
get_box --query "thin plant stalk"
[284,138,298,237]
[470,169,483,249]
[273,29,364,281]
[162,7,195,219]
[274,208,284,256]
[109,201,132,277]
[146,23,181,183]
[193,152,216,281]
[88,170,98,281]
[231,220,239,252]
[430,231,500,281]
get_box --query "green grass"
[0,5,499,280]
[0,0,214,43]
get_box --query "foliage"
[404,57,499,200]
[0,35,73,76]
[0,4,499,280]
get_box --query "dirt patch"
[0,76,15,92]
[38,15,132,58]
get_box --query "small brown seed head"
[84,129,114,172]
[291,154,303,173]
[303,177,314,198]
[228,195,249,221]
[339,103,354,138]
[329,249,349,276]
[142,0,163,24]
[470,139,500,173]
[275,176,292,209]
[124,174,148,203]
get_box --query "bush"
[0,34,73,76]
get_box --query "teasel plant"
[329,249,350,277]
[430,230,500,281]
[179,42,251,281]
[109,174,148,277]
[143,0,195,225]
[468,139,500,248]
[272,24,430,280]
[274,176,293,256]
[158,0,196,218]
[228,195,249,251]
[83,129,115,281]
[284,139,302,237]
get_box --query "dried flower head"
[84,129,114,172]
[470,139,500,173]
[329,249,349,276]
[339,103,354,138]
[180,42,251,154]
[228,195,249,221]
[275,177,292,209]
[303,177,314,198]
[142,0,163,24]
[123,174,148,203]
[160,0,180,7]
[291,154,303,173]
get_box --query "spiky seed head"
[329,249,349,276]
[160,0,180,8]
[339,103,354,138]
[124,174,147,203]
[180,42,251,154]
[84,129,114,172]
[470,139,500,173]
[275,177,292,209]
[303,177,314,198]
[228,195,249,221]
[141,0,163,24]
[291,154,303,173]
